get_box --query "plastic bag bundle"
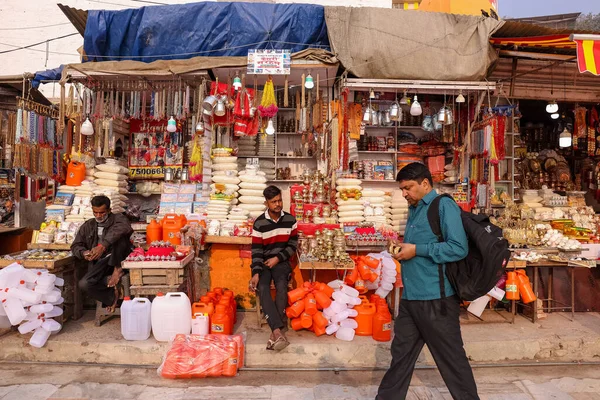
[158,333,246,379]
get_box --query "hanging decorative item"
[258,77,278,119]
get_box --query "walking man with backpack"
[377,163,479,400]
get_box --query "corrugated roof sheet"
[57,3,88,37]
[493,20,600,39]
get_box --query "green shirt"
[402,190,468,300]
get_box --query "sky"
[500,0,599,18]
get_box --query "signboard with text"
[247,49,291,75]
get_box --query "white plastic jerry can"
[191,313,209,335]
[121,297,152,341]
[151,292,191,342]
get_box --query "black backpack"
[427,194,511,302]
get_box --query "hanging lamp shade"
[305,74,314,89]
[546,101,559,114]
[559,127,572,148]
[399,91,410,105]
[81,117,94,136]
[410,95,422,116]
[265,119,275,135]
[167,116,177,133]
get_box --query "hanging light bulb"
[559,127,572,148]
[265,119,275,135]
[369,88,376,99]
[546,101,559,114]
[233,71,242,91]
[399,91,409,105]
[81,117,94,136]
[410,95,422,116]
[305,72,314,89]
[456,90,465,103]
[551,113,560,120]
[167,116,177,133]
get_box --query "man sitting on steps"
[71,195,133,313]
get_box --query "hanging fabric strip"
[16,109,23,143]
[29,111,36,143]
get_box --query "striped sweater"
[251,210,298,275]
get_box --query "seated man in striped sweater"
[249,185,298,351]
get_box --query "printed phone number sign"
[247,49,291,75]
[129,166,182,179]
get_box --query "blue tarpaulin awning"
[83,2,330,63]
[32,65,65,88]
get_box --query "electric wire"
[0,33,79,55]
[0,22,72,31]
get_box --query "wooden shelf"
[298,260,354,270]
[277,156,316,159]
[358,151,396,154]
[205,235,252,245]
[122,252,194,269]
[28,243,72,251]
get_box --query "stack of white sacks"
[257,135,275,157]
[323,281,361,341]
[336,178,365,224]
[238,163,267,219]
[93,160,129,214]
[237,136,257,157]
[0,263,65,348]
[362,189,388,228]
[391,191,409,236]
[209,154,240,223]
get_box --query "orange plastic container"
[231,334,245,369]
[373,301,392,342]
[146,219,163,244]
[354,302,376,336]
[162,214,187,245]
[192,301,214,318]
[516,270,536,304]
[211,304,232,335]
[313,324,326,336]
[362,256,380,269]
[66,161,86,186]
[288,287,309,304]
[313,311,328,329]
[286,300,305,319]
[219,297,235,328]
[345,266,359,285]
[314,282,334,298]
[355,279,367,294]
[291,317,304,331]
[221,340,239,377]
[224,290,237,323]
[314,290,332,309]
[369,294,381,305]
[304,294,318,315]
[200,296,212,304]
[505,272,520,301]
[356,261,374,282]
[300,312,313,329]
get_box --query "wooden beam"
[499,50,577,62]
[509,58,518,97]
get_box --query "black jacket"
[71,213,133,260]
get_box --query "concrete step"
[0,311,599,368]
